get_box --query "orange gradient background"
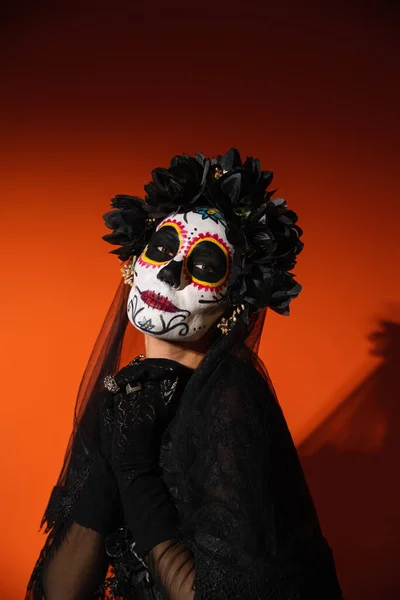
[1,2,399,598]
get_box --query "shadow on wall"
[299,316,400,600]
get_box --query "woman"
[26,148,343,599]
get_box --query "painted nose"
[157,259,183,290]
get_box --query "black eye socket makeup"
[186,240,228,284]
[144,226,180,262]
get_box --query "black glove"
[106,359,183,558]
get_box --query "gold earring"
[217,303,246,335]
[121,256,136,286]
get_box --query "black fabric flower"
[102,148,304,316]
[102,195,151,261]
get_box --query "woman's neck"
[144,333,212,370]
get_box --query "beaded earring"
[217,303,246,335]
[121,256,136,286]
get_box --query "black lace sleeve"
[39,451,121,600]
[145,539,196,599]
[41,522,109,600]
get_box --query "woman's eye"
[194,262,214,273]
[156,245,174,257]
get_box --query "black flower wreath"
[102,147,304,317]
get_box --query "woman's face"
[127,207,234,341]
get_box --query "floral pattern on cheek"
[184,232,232,293]
[138,219,188,268]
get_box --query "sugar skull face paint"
[127,207,234,341]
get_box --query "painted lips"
[140,290,179,313]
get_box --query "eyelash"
[155,245,215,272]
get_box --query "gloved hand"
[105,358,184,558]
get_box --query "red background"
[1,1,399,598]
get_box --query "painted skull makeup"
[127,207,234,341]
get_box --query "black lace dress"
[28,354,343,599]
